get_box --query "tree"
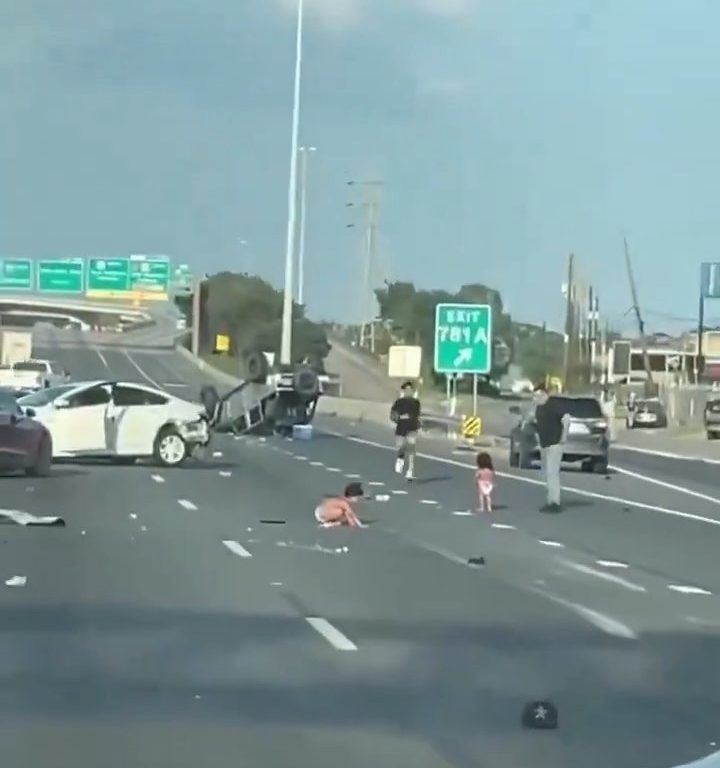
[375,281,514,381]
[188,271,330,368]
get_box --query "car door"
[51,384,111,454]
[108,384,169,456]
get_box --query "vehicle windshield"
[637,400,662,413]
[0,391,20,414]
[551,396,603,419]
[18,384,76,407]
[12,361,47,372]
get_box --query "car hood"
[167,397,206,422]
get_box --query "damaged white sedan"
[18,380,211,467]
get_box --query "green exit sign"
[433,303,493,375]
[0,259,32,290]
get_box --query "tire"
[292,367,320,399]
[200,385,221,423]
[708,431,718,441]
[26,435,52,477]
[519,449,533,469]
[153,427,188,467]
[244,351,269,384]
[593,459,609,475]
[581,460,594,473]
[509,446,519,468]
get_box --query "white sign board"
[388,345,422,379]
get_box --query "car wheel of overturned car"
[593,459,609,474]
[153,426,188,467]
[509,448,519,468]
[244,351,269,384]
[27,436,52,478]
[518,449,533,469]
[292,367,319,399]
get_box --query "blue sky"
[2,0,719,333]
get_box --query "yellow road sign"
[461,415,482,438]
[214,334,230,353]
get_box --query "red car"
[0,389,52,476]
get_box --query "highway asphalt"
[2,331,719,767]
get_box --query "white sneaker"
[405,469,414,481]
[394,458,404,474]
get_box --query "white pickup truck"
[0,359,69,392]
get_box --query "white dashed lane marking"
[452,510,474,516]
[391,490,408,495]
[538,540,565,548]
[596,560,629,569]
[668,585,712,596]
[223,540,252,559]
[294,456,308,461]
[491,523,516,530]
[310,461,324,467]
[305,618,358,651]
[219,471,232,478]
[151,475,165,484]
[561,560,646,593]
[178,499,198,511]
[326,467,342,473]
[368,481,385,487]
[419,499,438,505]
[212,451,223,458]
[345,473,361,479]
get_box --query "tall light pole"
[297,145,316,306]
[280,0,304,366]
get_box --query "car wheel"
[519,449,533,469]
[153,427,188,467]
[708,431,718,441]
[581,459,594,473]
[593,459,609,475]
[27,435,52,477]
[509,445,519,468]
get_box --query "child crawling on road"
[315,482,366,528]
[475,452,496,513]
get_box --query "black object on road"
[521,700,558,730]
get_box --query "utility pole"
[562,253,575,391]
[347,180,383,353]
[588,288,599,384]
[623,236,656,395]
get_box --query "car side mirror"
[24,407,36,418]
[509,405,521,415]
[54,398,69,410]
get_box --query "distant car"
[704,397,720,440]
[6,359,68,391]
[0,390,52,476]
[509,395,609,474]
[626,398,667,429]
[17,380,210,467]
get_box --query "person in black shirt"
[390,381,421,480]
[533,382,570,511]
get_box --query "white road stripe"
[345,473,361,479]
[150,474,165,484]
[491,523,516,530]
[223,540,252,558]
[328,431,720,529]
[305,617,357,651]
[310,461,324,467]
[561,560,646,593]
[596,560,629,569]
[295,456,308,461]
[533,587,638,639]
[95,349,109,368]
[391,490,408,495]
[611,465,720,507]
[212,451,223,458]
[326,467,342,473]
[452,510,474,516]
[219,471,232,477]
[668,584,712,595]
[614,443,720,465]
[123,351,163,389]
[368,481,385,487]
[178,499,198,511]
[420,499,437,505]
[538,540,564,548]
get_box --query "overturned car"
[201,352,322,438]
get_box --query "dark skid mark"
[414,475,453,485]
[260,520,287,525]
[281,590,312,616]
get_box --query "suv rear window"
[551,396,603,419]
[13,361,46,372]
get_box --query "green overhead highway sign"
[434,302,493,375]
[87,258,130,293]
[129,255,170,295]
[37,258,84,294]
[0,259,32,290]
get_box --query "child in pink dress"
[475,452,496,513]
